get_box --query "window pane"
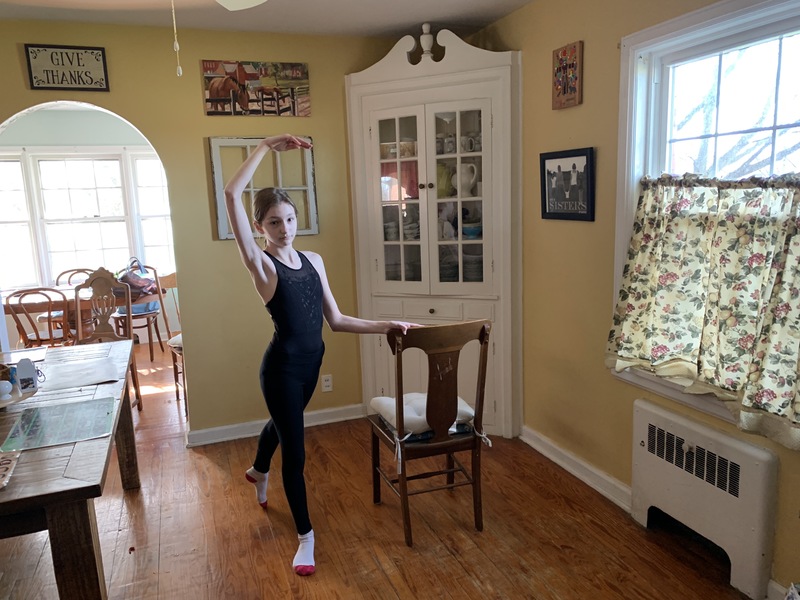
[143,246,175,273]
[0,161,24,191]
[97,187,124,216]
[66,160,96,189]
[668,138,715,176]
[0,224,36,288]
[94,160,121,187]
[777,33,800,126]
[718,40,778,134]
[775,127,800,174]
[39,160,67,189]
[670,55,718,140]
[100,221,129,248]
[42,189,70,219]
[135,158,165,187]
[141,217,172,246]
[70,188,99,218]
[717,130,772,178]
[73,222,102,251]
[46,223,77,252]
[137,186,167,216]
[0,190,28,220]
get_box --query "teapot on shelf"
[452,163,477,196]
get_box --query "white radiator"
[631,399,778,600]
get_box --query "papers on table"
[39,358,122,391]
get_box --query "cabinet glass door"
[429,100,492,295]
[372,108,428,293]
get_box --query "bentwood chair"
[74,267,143,410]
[159,271,187,417]
[37,268,95,333]
[367,319,492,546]
[6,287,75,348]
[111,264,171,362]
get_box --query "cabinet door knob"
[418,183,425,190]
[429,308,435,314]
[427,183,434,189]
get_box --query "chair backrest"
[5,287,71,348]
[158,271,180,327]
[56,268,94,286]
[74,267,132,345]
[136,264,172,339]
[387,319,491,443]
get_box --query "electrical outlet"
[321,374,333,392]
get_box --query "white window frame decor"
[613,0,800,421]
[209,136,318,240]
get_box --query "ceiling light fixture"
[216,0,268,10]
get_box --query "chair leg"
[129,358,143,411]
[153,315,165,353]
[472,446,483,532]
[180,358,187,419]
[145,318,155,362]
[398,457,413,547]
[171,351,180,402]
[371,430,381,505]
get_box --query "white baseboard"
[519,425,786,600]
[186,402,366,447]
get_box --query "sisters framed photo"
[540,147,595,221]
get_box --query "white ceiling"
[0,0,535,38]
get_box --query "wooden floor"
[0,344,747,599]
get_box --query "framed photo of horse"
[201,59,311,117]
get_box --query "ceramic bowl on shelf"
[462,223,482,239]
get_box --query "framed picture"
[540,147,595,221]
[552,41,583,110]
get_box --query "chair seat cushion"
[114,301,160,316]
[369,392,474,435]
[168,333,183,350]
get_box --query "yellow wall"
[483,0,800,588]
[0,19,392,432]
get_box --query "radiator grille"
[647,423,740,498]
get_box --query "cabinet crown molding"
[347,23,516,86]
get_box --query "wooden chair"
[368,319,492,546]
[111,264,170,362]
[5,287,75,348]
[74,267,143,411]
[37,268,95,332]
[159,272,187,418]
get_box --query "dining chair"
[367,319,492,546]
[159,271,187,417]
[74,267,143,410]
[37,268,95,333]
[5,287,75,348]
[111,264,170,362]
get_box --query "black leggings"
[254,344,323,536]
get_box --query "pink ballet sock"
[292,530,315,576]
[245,467,268,508]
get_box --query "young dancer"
[223,134,417,576]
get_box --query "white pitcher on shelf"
[452,163,477,196]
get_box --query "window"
[614,0,800,422]
[0,146,174,290]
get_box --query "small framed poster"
[552,41,583,110]
[25,44,109,91]
[540,147,595,221]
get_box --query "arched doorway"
[0,101,176,350]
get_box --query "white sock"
[245,467,268,508]
[292,530,315,576]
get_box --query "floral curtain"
[607,174,800,449]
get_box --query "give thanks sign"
[25,44,109,91]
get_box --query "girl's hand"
[263,134,312,152]
[387,321,422,334]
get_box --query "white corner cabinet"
[346,24,521,436]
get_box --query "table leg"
[115,383,141,491]
[46,498,107,600]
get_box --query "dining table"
[0,340,140,599]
